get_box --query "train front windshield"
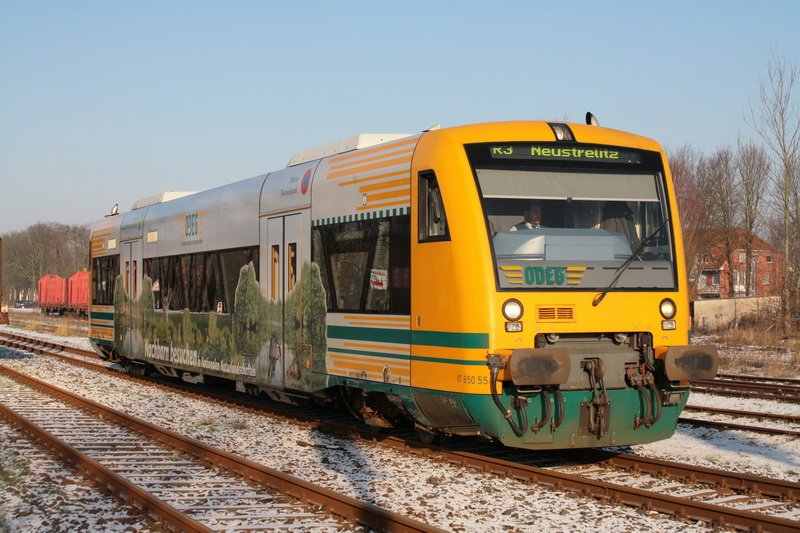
[466,143,677,291]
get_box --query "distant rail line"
[1,331,799,530]
[716,373,800,386]
[691,377,800,402]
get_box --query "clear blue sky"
[2,1,798,234]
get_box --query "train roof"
[131,191,197,210]
[287,133,413,167]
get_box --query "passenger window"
[311,215,410,314]
[418,171,449,241]
[92,255,119,306]
[143,247,258,313]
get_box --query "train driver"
[510,201,544,231]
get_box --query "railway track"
[0,421,154,530]
[681,405,800,437]
[0,363,440,532]
[2,330,799,531]
[717,373,800,386]
[684,404,800,424]
[2,330,797,439]
[691,377,800,402]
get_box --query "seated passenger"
[510,201,544,231]
[601,201,640,249]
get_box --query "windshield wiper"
[591,218,670,307]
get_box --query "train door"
[260,213,302,389]
[119,239,142,354]
[122,239,142,297]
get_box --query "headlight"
[502,299,523,321]
[659,298,677,319]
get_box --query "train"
[89,118,719,450]
[38,270,89,315]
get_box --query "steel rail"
[4,331,799,531]
[0,333,107,373]
[684,404,800,424]
[716,373,800,385]
[417,445,800,532]
[583,449,800,500]
[0,385,212,532]
[692,378,800,402]
[678,416,800,437]
[0,331,98,360]
[700,377,800,394]
[0,365,443,533]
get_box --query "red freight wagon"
[67,270,89,315]
[38,274,66,314]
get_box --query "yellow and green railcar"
[89,118,718,450]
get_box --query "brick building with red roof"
[693,228,782,299]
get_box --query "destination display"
[489,144,643,164]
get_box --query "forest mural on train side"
[113,261,328,392]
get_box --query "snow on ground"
[0,325,798,530]
[691,333,799,377]
[0,347,712,533]
[687,392,800,418]
[630,423,800,482]
[0,422,153,532]
[685,392,800,436]
[0,324,93,352]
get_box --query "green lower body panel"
[442,387,688,449]
[91,338,114,347]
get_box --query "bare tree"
[736,139,770,296]
[1,222,90,302]
[669,145,711,299]
[750,52,800,335]
[699,147,741,297]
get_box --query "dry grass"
[715,323,797,351]
[700,320,800,377]
[715,349,798,377]
[53,322,73,337]
[7,310,88,337]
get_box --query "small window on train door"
[287,242,297,292]
[271,245,280,299]
[418,171,450,242]
[124,261,130,293]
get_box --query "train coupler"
[487,354,529,437]
[628,368,663,429]
[581,358,609,438]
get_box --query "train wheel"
[416,427,441,445]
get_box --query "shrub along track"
[1,331,799,531]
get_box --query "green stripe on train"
[327,325,410,344]
[411,330,489,349]
[91,339,113,346]
[410,355,487,366]
[328,348,486,366]
[327,326,488,349]
[331,346,486,366]
[331,346,409,360]
[90,312,114,320]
